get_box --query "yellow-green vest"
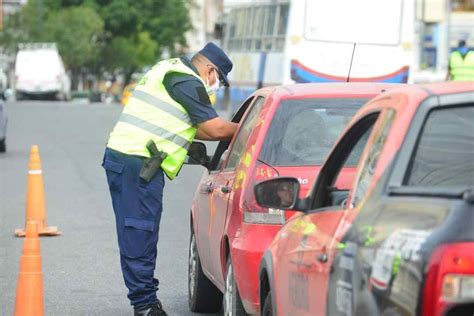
[450,51,474,81]
[107,58,204,180]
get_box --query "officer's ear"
[206,64,217,77]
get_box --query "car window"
[311,113,380,209]
[209,96,255,171]
[351,110,395,207]
[225,97,265,170]
[259,98,368,166]
[405,105,474,189]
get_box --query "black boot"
[134,301,168,316]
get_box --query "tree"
[98,0,193,77]
[42,6,104,88]
[0,0,193,87]
[43,6,104,69]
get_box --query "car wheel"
[0,138,5,153]
[262,291,273,316]
[224,257,247,316]
[188,231,223,312]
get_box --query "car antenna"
[346,43,357,82]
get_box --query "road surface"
[0,100,222,315]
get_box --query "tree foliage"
[43,6,104,70]
[1,0,193,77]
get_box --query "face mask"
[206,70,220,105]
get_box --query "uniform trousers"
[102,147,164,308]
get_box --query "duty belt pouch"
[139,141,168,183]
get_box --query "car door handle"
[201,183,213,194]
[317,253,328,263]
[221,186,230,194]
[317,246,329,263]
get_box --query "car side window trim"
[349,109,396,207]
[222,96,266,171]
[208,95,256,171]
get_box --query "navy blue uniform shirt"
[163,57,218,125]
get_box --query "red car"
[187,83,398,314]
[256,82,474,316]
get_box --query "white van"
[15,43,71,101]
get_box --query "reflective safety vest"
[450,51,474,81]
[107,58,204,180]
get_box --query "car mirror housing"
[185,142,210,169]
[254,177,303,210]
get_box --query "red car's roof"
[260,82,405,99]
[421,81,474,95]
[362,81,473,112]
[368,81,473,101]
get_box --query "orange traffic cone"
[14,221,44,316]
[15,145,61,237]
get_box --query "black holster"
[139,140,168,182]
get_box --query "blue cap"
[198,42,233,87]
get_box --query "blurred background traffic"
[0,0,472,110]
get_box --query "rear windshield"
[259,98,368,166]
[405,105,474,189]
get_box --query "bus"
[219,0,449,110]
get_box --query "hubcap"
[224,263,233,316]
[188,234,197,298]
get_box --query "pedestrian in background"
[447,39,474,81]
[102,43,238,316]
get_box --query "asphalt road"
[0,100,222,315]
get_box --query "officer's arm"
[195,127,213,140]
[196,118,238,141]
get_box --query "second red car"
[188,83,398,314]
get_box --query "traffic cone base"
[15,225,62,237]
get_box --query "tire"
[188,231,223,313]
[223,257,247,316]
[0,138,5,153]
[262,291,273,316]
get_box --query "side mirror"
[186,142,210,168]
[254,177,301,210]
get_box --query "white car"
[15,43,71,101]
[0,99,6,152]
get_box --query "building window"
[225,2,290,53]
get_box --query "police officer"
[448,39,474,81]
[102,43,238,316]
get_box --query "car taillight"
[422,242,474,316]
[242,161,284,225]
